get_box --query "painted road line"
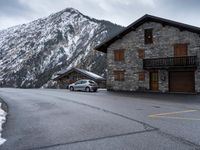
[149,116,200,121]
[148,109,200,121]
[148,110,197,118]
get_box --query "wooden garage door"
[169,71,195,93]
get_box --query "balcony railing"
[143,56,197,69]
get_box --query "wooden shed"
[53,68,106,88]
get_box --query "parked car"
[69,79,98,92]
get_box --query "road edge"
[0,97,8,114]
[0,97,9,139]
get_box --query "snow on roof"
[76,68,105,80]
[57,68,69,75]
[55,67,105,81]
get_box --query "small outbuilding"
[53,67,106,88]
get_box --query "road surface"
[0,88,200,150]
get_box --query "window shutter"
[114,49,125,61]
[114,70,125,81]
[139,71,145,81]
[138,49,145,59]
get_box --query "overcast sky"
[0,0,200,30]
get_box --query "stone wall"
[107,21,200,93]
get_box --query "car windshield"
[75,81,81,84]
[81,80,87,84]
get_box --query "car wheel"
[85,87,90,92]
[70,86,74,91]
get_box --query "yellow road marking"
[148,110,197,118]
[149,116,200,121]
[148,110,200,121]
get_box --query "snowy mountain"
[0,8,123,88]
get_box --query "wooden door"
[150,71,159,91]
[169,71,195,93]
[174,44,187,57]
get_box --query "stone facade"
[106,21,200,93]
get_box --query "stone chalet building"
[95,14,200,94]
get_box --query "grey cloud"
[0,0,200,30]
[0,0,30,17]
[159,0,200,10]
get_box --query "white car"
[69,79,98,92]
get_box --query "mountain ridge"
[0,7,123,88]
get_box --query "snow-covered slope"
[0,8,123,88]
[0,103,6,145]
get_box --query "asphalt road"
[0,88,200,150]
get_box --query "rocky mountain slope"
[0,8,123,88]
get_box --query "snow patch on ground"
[0,103,6,145]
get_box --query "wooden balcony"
[143,56,197,69]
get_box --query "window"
[138,49,145,59]
[114,49,125,61]
[144,29,153,44]
[114,70,125,81]
[139,72,145,81]
[81,80,87,84]
[75,80,81,85]
[151,72,158,82]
